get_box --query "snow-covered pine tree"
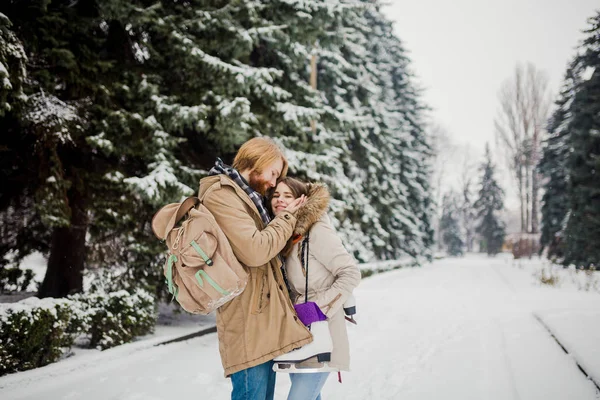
[0,12,41,274]
[1,0,436,298]
[293,0,434,261]
[86,1,296,292]
[1,0,289,295]
[539,67,574,260]
[561,12,600,268]
[232,1,373,260]
[0,12,26,117]
[0,1,123,296]
[474,144,506,256]
[108,0,433,268]
[103,0,435,278]
[363,2,434,261]
[86,0,348,292]
[440,192,464,256]
[96,0,434,267]
[303,1,382,261]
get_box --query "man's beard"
[248,172,270,196]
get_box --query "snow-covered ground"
[1,253,599,399]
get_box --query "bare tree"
[495,63,551,233]
[458,146,477,252]
[429,123,457,250]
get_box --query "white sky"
[383,0,599,212]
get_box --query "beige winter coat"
[282,184,361,371]
[198,175,312,377]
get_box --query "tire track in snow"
[491,261,600,397]
[498,321,523,400]
[534,314,600,392]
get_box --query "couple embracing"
[198,137,361,400]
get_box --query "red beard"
[248,172,271,196]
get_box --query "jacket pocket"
[251,266,270,314]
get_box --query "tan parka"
[198,175,312,377]
[282,184,361,371]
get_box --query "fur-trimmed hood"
[282,183,330,256]
[294,183,330,236]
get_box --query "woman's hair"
[276,177,309,198]
[232,137,288,177]
[266,177,309,216]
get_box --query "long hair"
[232,137,288,177]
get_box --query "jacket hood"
[282,183,330,256]
[294,183,330,236]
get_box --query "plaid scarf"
[209,158,271,226]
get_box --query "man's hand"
[284,194,307,214]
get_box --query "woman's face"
[271,182,296,216]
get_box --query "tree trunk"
[525,162,531,233]
[531,127,541,234]
[531,170,540,234]
[38,185,87,298]
[518,164,526,232]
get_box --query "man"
[198,137,312,400]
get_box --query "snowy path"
[1,254,599,400]
[329,256,599,399]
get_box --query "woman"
[269,177,361,400]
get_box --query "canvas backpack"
[152,196,248,314]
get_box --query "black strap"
[300,233,310,304]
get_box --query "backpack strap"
[165,254,179,300]
[300,233,310,304]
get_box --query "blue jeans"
[230,361,276,400]
[288,372,330,400]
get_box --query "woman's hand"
[284,194,307,214]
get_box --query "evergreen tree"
[474,145,506,255]
[539,73,573,259]
[247,1,379,259]
[440,192,464,256]
[0,11,36,267]
[0,0,280,296]
[1,0,436,298]
[306,1,434,261]
[1,1,120,296]
[540,12,600,268]
[87,0,315,292]
[0,12,26,117]
[561,12,600,268]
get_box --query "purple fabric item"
[294,302,327,327]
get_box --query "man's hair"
[233,137,288,177]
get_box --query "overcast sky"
[382,0,599,212]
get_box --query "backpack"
[152,196,248,314]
